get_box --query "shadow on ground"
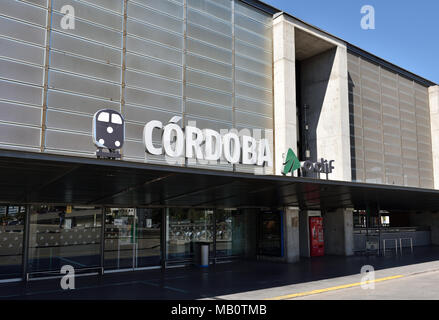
[1,246,439,300]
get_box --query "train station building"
[1,0,439,283]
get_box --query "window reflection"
[0,205,25,279]
[28,206,102,273]
[216,209,245,257]
[166,208,214,260]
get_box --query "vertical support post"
[212,209,217,264]
[120,0,128,159]
[40,0,52,153]
[161,208,167,270]
[22,205,31,282]
[378,203,381,256]
[100,207,105,275]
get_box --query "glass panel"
[258,211,282,257]
[0,205,25,280]
[166,208,213,260]
[28,206,102,273]
[111,114,123,125]
[98,112,110,122]
[104,208,162,270]
[135,208,162,268]
[104,208,136,270]
[215,209,245,257]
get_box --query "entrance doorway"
[104,208,162,271]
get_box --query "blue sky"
[264,0,439,84]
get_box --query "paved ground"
[293,270,439,300]
[1,246,439,300]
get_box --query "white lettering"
[242,135,257,165]
[143,120,163,155]
[163,123,184,158]
[142,119,273,168]
[223,132,241,164]
[257,139,273,167]
[185,126,204,160]
[204,129,222,161]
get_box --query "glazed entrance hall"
[2,150,439,282]
[1,0,439,291]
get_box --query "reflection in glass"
[0,205,25,279]
[104,208,136,270]
[136,208,161,268]
[166,208,213,260]
[28,206,102,273]
[216,209,245,257]
[258,211,282,256]
[104,208,162,270]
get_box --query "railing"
[382,239,398,256]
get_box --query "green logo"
[282,148,301,175]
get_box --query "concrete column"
[283,207,300,263]
[273,15,297,176]
[299,210,321,257]
[300,45,351,182]
[429,86,439,190]
[323,208,354,256]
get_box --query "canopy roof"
[1,149,438,212]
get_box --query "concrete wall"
[430,86,439,189]
[300,47,351,181]
[283,207,300,263]
[273,14,351,181]
[273,15,297,176]
[323,208,354,256]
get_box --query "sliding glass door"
[104,208,162,271]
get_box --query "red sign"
[309,217,324,257]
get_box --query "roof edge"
[238,0,437,87]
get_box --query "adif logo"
[60,5,75,30]
[361,5,375,30]
[93,109,125,150]
[282,149,301,175]
[282,148,335,177]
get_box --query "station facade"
[0,0,439,282]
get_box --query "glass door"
[135,208,162,269]
[104,208,162,271]
[104,208,136,270]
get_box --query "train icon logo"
[93,109,125,159]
